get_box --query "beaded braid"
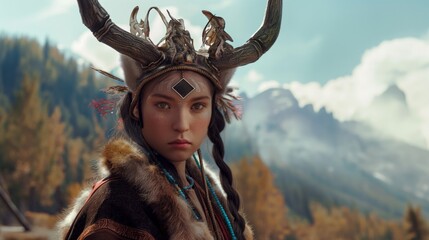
[208,107,246,240]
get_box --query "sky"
[1,0,429,148]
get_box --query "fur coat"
[58,138,253,240]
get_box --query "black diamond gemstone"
[172,78,195,98]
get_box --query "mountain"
[353,84,426,148]
[224,88,429,220]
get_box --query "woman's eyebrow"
[190,96,210,101]
[151,93,175,101]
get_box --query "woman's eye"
[156,102,170,109]
[192,103,206,111]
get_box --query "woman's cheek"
[198,111,212,128]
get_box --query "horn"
[212,0,282,69]
[77,0,163,67]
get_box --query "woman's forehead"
[145,71,213,98]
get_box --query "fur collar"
[59,138,253,240]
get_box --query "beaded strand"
[193,154,238,240]
[159,165,201,220]
[146,150,200,220]
[183,175,195,191]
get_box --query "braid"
[208,107,246,240]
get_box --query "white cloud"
[286,75,365,120]
[36,0,75,20]
[246,70,264,83]
[286,37,429,149]
[231,68,286,97]
[71,30,120,71]
[258,80,281,93]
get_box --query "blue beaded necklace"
[148,149,237,240]
[192,154,238,240]
[145,149,198,220]
[158,164,201,221]
[146,150,201,220]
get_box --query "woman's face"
[139,71,213,163]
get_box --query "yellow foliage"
[291,203,407,240]
[1,78,66,207]
[231,156,289,240]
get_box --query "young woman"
[59,0,282,239]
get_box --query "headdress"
[79,0,282,122]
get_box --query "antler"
[211,0,282,69]
[77,0,163,67]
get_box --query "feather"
[91,66,125,83]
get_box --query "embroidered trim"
[79,218,155,240]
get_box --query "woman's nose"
[172,109,190,133]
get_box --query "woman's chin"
[162,151,193,163]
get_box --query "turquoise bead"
[193,154,237,240]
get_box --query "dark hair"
[208,105,246,239]
[119,88,246,239]
[119,92,145,147]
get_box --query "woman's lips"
[168,139,191,148]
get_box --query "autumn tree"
[0,76,65,211]
[2,76,43,209]
[0,36,110,214]
[405,205,429,240]
[290,203,407,240]
[35,106,66,207]
[231,156,288,240]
